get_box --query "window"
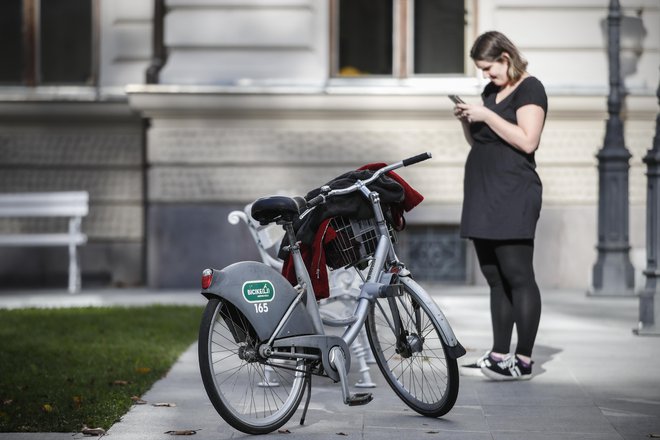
[332,0,467,78]
[0,0,96,86]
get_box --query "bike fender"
[399,276,466,359]
[201,261,315,342]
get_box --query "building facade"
[1,0,658,290]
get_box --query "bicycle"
[198,152,466,434]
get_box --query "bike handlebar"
[402,152,432,167]
[305,152,432,209]
[306,194,326,209]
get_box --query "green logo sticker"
[242,280,276,303]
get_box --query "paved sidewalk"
[0,286,659,439]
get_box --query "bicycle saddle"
[251,196,305,225]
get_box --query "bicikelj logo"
[242,280,276,303]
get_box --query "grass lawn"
[0,305,203,433]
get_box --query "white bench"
[0,191,89,293]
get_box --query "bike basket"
[324,216,397,269]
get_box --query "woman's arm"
[454,107,475,147]
[456,103,545,154]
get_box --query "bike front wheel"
[366,281,459,417]
[198,298,308,435]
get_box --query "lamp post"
[591,0,635,297]
[634,77,660,336]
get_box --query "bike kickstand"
[329,346,373,407]
[299,372,313,425]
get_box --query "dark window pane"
[40,0,92,84]
[397,225,467,282]
[338,0,392,76]
[414,0,464,74]
[0,0,23,84]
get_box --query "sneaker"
[481,354,533,381]
[460,351,491,376]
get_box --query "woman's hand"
[453,105,468,121]
[455,103,493,124]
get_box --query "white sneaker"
[481,354,533,381]
[460,351,490,376]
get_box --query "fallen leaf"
[136,367,152,374]
[72,396,83,409]
[2,400,12,406]
[112,380,130,386]
[164,429,198,435]
[152,402,177,407]
[131,396,147,405]
[82,426,106,436]
[42,404,53,413]
[278,428,291,433]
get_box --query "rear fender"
[201,261,315,342]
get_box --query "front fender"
[201,261,315,342]
[399,276,466,359]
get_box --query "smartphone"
[449,95,465,105]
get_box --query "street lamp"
[634,77,660,336]
[590,0,644,296]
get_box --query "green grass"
[0,305,203,433]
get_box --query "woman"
[454,31,547,380]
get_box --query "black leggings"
[473,239,541,358]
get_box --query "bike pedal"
[346,392,373,406]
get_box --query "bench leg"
[69,218,82,294]
[68,243,81,294]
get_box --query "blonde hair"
[470,31,528,83]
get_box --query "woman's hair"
[470,31,528,83]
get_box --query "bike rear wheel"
[366,282,459,417]
[198,298,308,434]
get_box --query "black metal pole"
[591,0,635,296]
[146,0,167,84]
[634,76,660,336]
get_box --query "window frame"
[329,0,479,88]
[15,0,99,87]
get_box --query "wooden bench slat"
[0,233,87,246]
[0,206,88,217]
[0,192,89,217]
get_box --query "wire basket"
[324,216,397,270]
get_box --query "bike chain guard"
[272,335,351,383]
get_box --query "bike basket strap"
[324,216,397,269]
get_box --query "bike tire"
[366,282,459,417]
[198,298,308,434]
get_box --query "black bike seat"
[251,196,304,225]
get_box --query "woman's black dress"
[460,76,548,240]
